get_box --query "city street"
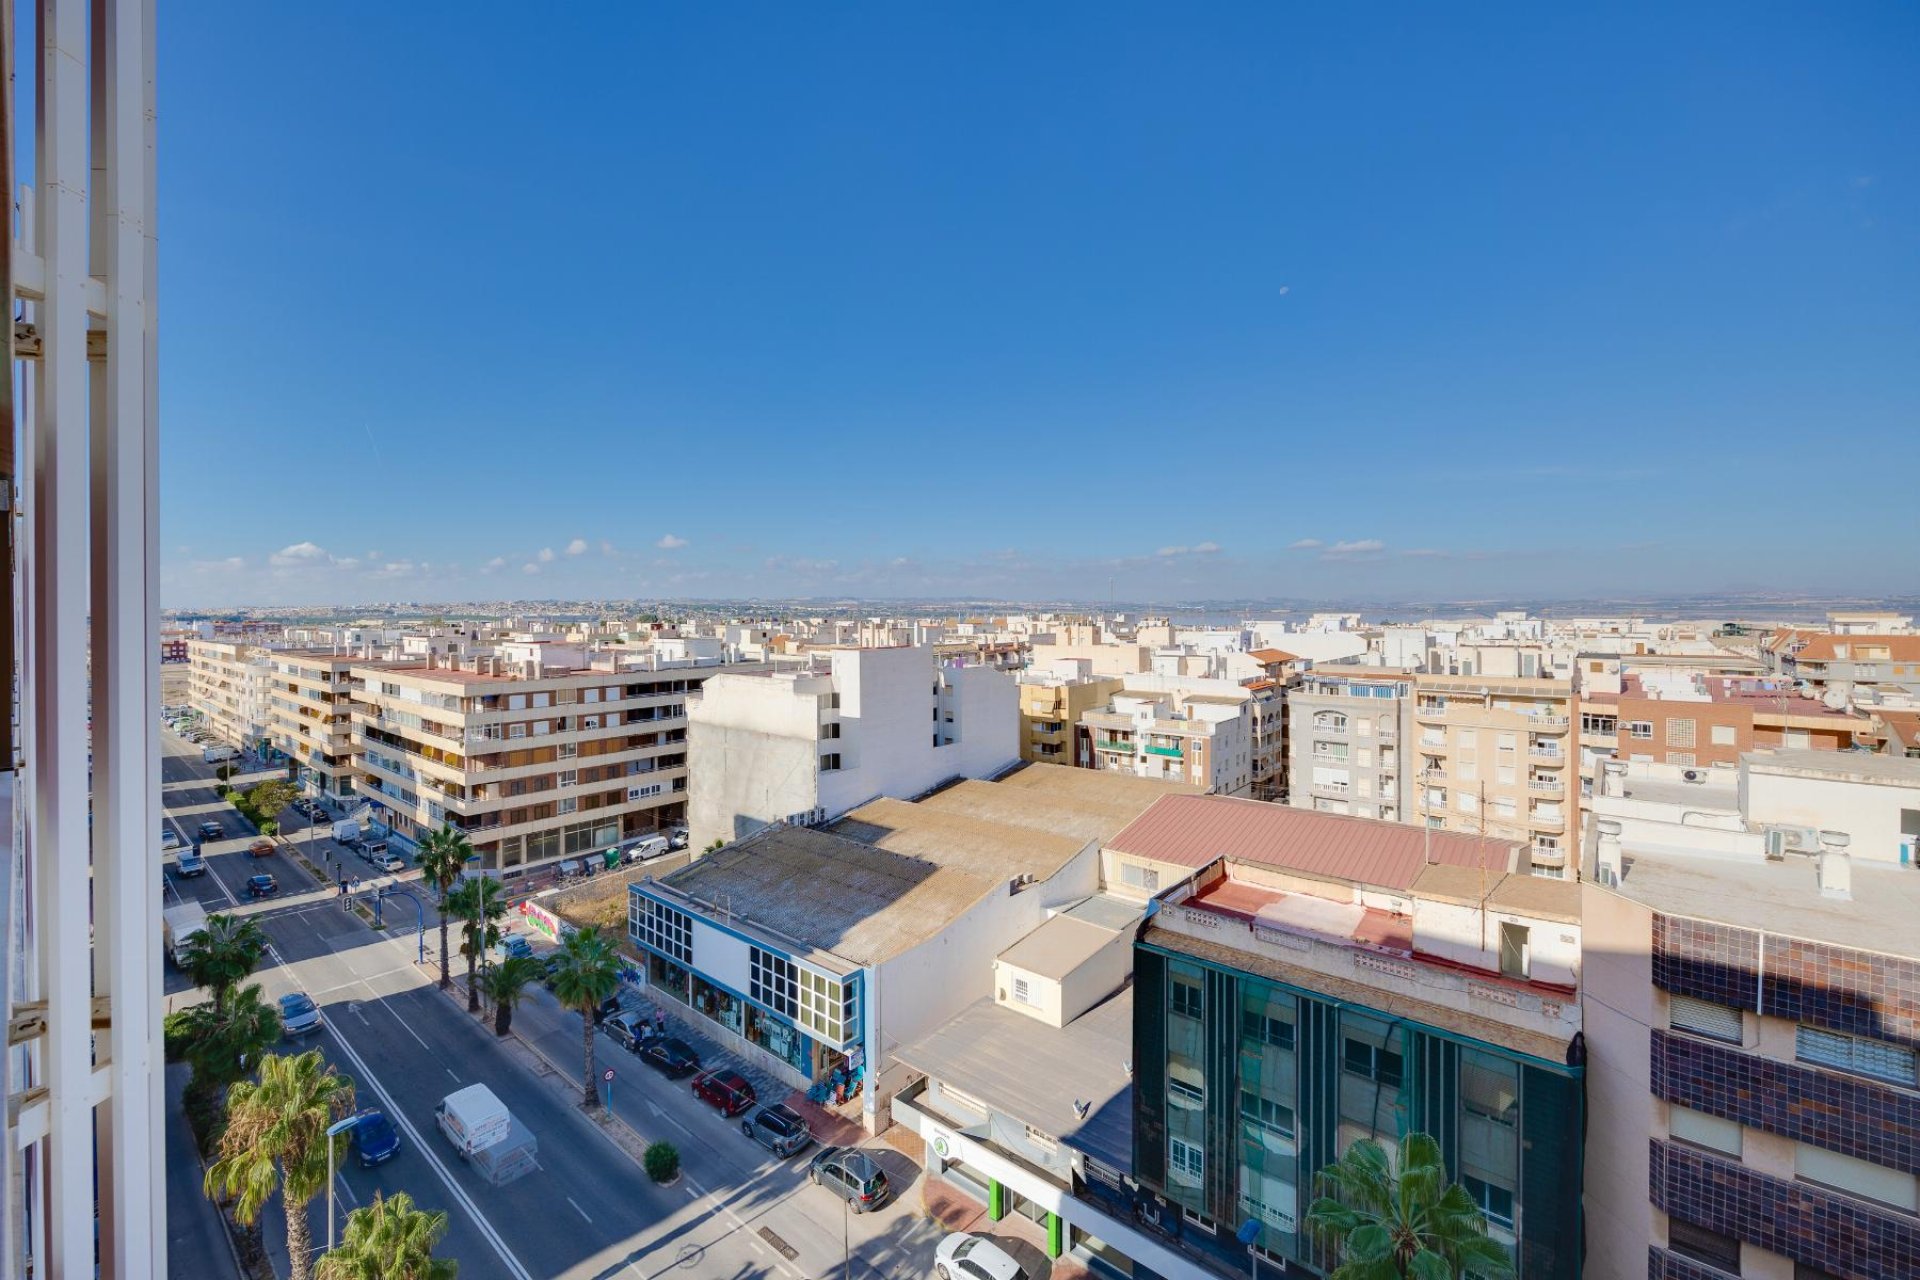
[161,728,945,1280]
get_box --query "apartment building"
[1124,797,1582,1278]
[1412,674,1577,877]
[685,644,1019,851]
[1082,689,1253,795]
[265,649,358,798]
[1764,631,1920,701]
[1610,673,1870,769]
[187,637,277,749]
[1017,672,1123,766]
[1582,759,1920,1280]
[1287,665,1415,822]
[350,645,730,872]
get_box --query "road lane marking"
[567,1196,594,1224]
[335,1176,359,1207]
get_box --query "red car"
[691,1070,756,1117]
[247,838,276,858]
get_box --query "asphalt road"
[160,728,945,1280]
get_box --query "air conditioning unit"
[1682,769,1704,783]
[1764,828,1788,860]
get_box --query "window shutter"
[1669,994,1742,1043]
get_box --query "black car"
[246,873,279,899]
[808,1146,890,1212]
[197,821,224,840]
[638,1036,701,1078]
[741,1103,813,1158]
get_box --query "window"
[1580,713,1617,734]
[1796,1026,1919,1086]
[797,967,851,1044]
[1670,1105,1742,1157]
[1168,1138,1204,1188]
[1667,1220,1741,1273]
[1499,924,1530,979]
[1462,1174,1514,1230]
[1119,862,1160,893]
[1711,724,1737,746]
[1240,1091,1295,1137]
[1342,1037,1403,1088]
[1313,711,1348,731]
[749,946,798,1018]
[1168,1077,1205,1109]
[1669,995,1742,1044]
[1011,976,1034,1006]
[1628,721,1653,740]
[1172,976,1203,1020]
[1241,1010,1296,1050]
[1667,718,1697,748]
[634,897,692,963]
[819,753,841,772]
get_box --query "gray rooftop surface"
[1607,843,1920,957]
[1617,775,1740,812]
[893,988,1134,1170]
[997,914,1120,980]
[1062,893,1146,932]
[1742,750,1920,787]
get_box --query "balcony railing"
[1418,767,1447,780]
[1095,739,1136,753]
[1527,778,1561,793]
[1314,779,1350,794]
[1144,744,1184,758]
[1527,746,1563,762]
[1526,715,1571,731]
[1529,811,1566,831]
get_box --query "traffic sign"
[603,1067,616,1083]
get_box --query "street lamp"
[325,1115,361,1255]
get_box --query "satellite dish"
[1824,689,1848,710]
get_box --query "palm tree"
[204,1050,357,1280]
[315,1190,458,1280]
[184,914,270,1008]
[548,926,622,1109]
[479,954,541,1037]
[1305,1133,1514,1280]
[415,825,472,992]
[446,875,507,1013]
[179,984,282,1094]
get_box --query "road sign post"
[603,1066,616,1110]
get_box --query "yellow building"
[1017,675,1123,765]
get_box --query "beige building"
[1412,673,1577,876]
[187,637,275,749]
[1081,689,1254,794]
[1017,673,1123,765]
[265,649,357,798]
[349,645,736,873]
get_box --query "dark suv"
[638,1036,700,1078]
[808,1146,890,1213]
[741,1103,812,1158]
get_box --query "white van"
[624,835,671,864]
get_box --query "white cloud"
[269,541,330,567]
[1156,541,1222,558]
[1322,539,1387,560]
[655,534,689,550]
[1287,538,1323,551]
[537,547,556,563]
[482,556,508,574]
[565,538,588,557]
[522,562,541,576]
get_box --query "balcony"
[1527,778,1561,794]
[1527,746,1563,762]
[1419,767,1446,781]
[1313,779,1351,795]
[1415,704,1448,722]
[1144,744,1184,759]
[1528,810,1566,832]
[1094,738,1136,754]
[1525,715,1571,731]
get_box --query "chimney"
[1602,759,1627,798]
[1817,830,1852,900]
[1595,819,1624,887]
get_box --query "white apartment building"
[266,649,358,798]
[686,645,1019,851]
[1081,689,1253,795]
[1287,665,1416,822]
[350,644,747,872]
[188,637,278,749]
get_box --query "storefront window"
[647,954,689,1003]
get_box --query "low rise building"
[1581,764,1920,1280]
[1609,673,1869,768]
[685,644,1019,851]
[1082,690,1253,795]
[1017,672,1124,766]
[1124,797,1583,1277]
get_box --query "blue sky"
[159,3,1919,607]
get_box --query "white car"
[161,827,181,850]
[934,1233,1028,1280]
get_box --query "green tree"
[548,926,622,1109]
[315,1190,458,1280]
[244,778,299,825]
[643,1141,680,1183]
[479,954,540,1037]
[415,825,472,993]
[175,984,282,1149]
[204,1050,357,1280]
[183,913,270,1009]
[1305,1133,1514,1280]
[446,875,508,1013]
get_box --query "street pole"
[324,1115,358,1254]
[843,1193,850,1280]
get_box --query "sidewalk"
[166,1064,246,1280]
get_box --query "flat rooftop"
[1188,876,1413,954]
[997,913,1121,980]
[1743,750,1920,788]
[1616,774,1740,812]
[1605,843,1920,957]
[893,987,1133,1170]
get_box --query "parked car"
[741,1103,813,1158]
[350,1110,401,1167]
[666,823,689,850]
[161,827,180,850]
[935,1233,1030,1280]
[622,835,671,864]
[602,1011,648,1052]
[376,851,408,873]
[247,838,275,858]
[692,1069,757,1117]
[591,995,622,1025]
[497,934,534,962]
[638,1037,701,1078]
[246,873,279,899]
[278,992,322,1036]
[176,851,206,878]
[540,953,566,990]
[808,1146,891,1213]
[197,821,224,841]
